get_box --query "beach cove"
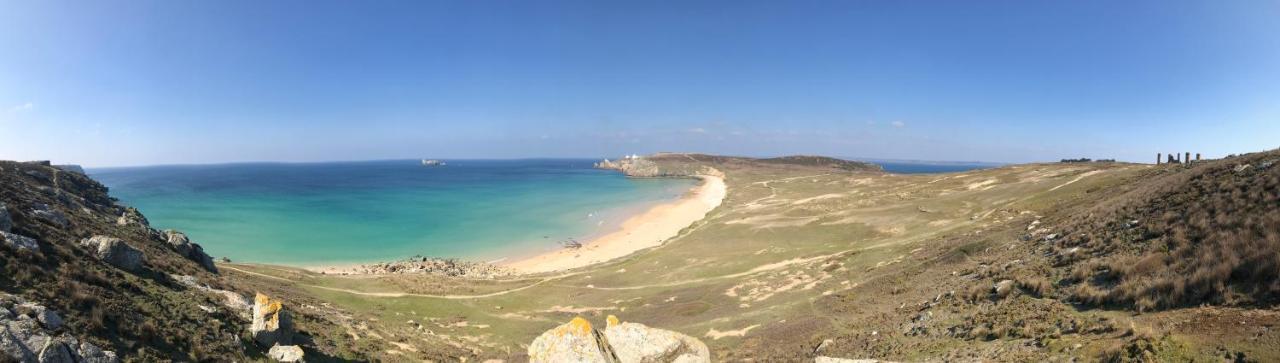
[89,159,701,266]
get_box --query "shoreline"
[303,174,726,275]
[501,174,725,273]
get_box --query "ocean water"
[874,162,999,174]
[89,159,694,265]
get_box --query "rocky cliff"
[0,160,249,361]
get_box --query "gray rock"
[29,204,68,227]
[220,291,252,314]
[1,231,39,252]
[15,304,61,330]
[79,236,143,272]
[268,344,305,362]
[0,203,11,232]
[77,341,119,363]
[36,334,77,363]
[52,165,85,175]
[162,230,217,272]
[0,324,36,362]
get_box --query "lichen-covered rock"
[603,315,708,363]
[251,293,292,347]
[0,202,12,232]
[162,230,217,272]
[29,203,68,227]
[79,236,143,272]
[268,344,305,362]
[528,317,613,363]
[1,231,39,252]
[528,316,710,363]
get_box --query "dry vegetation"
[1053,150,1280,311]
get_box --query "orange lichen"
[568,316,593,335]
[606,315,620,328]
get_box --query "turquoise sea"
[89,160,694,265]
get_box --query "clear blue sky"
[2,0,1277,167]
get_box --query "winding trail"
[222,167,1120,301]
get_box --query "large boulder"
[0,202,11,232]
[528,316,710,363]
[251,293,293,347]
[79,236,143,272]
[162,230,217,272]
[528,317,613,363]
[1,231,39,252]
[602,315,709,363]
[268,344,305,362]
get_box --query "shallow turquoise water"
[89,159,693,265]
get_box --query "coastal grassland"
[225,155,1217,361]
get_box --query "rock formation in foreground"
[528,315,709,363]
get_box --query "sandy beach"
[502,175,726,274]
[303,174,727,275]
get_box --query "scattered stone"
[994,280,1016,298]
[79,236,143,272]
[29,203,68,227]
[251,293,293,347]
[815,357,892,363]
[0,299,117,363]
[348,256,513,278]
[268,344,305,362]
[1,231,39,252]
[1234,164,1252,173]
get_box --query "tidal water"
[89,159,693,265]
